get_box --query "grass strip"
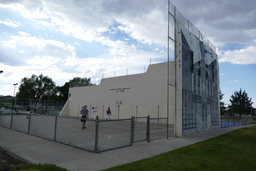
[104,125,256,171]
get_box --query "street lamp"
[13,83,18,113]
[0,70,3,74]
[13,83,18,96]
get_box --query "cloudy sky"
[0,0,255,107]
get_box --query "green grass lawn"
[103,125,256,171]
[16,125,256,171]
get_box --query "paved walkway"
[0,124,254,171]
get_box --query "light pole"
[10,83,18,129]
[13,83,18,113]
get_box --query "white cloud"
[116,9,167,46]
[226,79,238,84]
[219,46,256,64]
[1,40,16,49]
[74,42,80,46]
[10,35,74,50]
[171,0,256,45]
[18,31,30,36]
[0,0,256,102]
[0,18,20,27]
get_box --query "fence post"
[102,105,104,119]
[28,114,31,134]
[54,116,58,141]
[10,113,13,129]
[130,116,135,145]
[146,115,150,142]
[118,105,120,120]
[228,116,229,127]
[158,105,160,124]
[94,116,99,153]
[136,105,138,122]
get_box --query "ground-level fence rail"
[0,114,172,153]
[220,116,253,128]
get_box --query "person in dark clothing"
[80,105,89,129]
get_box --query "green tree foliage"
[17,74,56,100]
[57,77,95,101]
[56,82,69,101]
[68,77,95,87]
[220,90,225,115]
[229,88,253,115]
[220,90,224,107]
[16,75,94,102]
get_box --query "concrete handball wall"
[60,62,176,124]
[175,23,220,136]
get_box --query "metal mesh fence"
[220,116,253,128]
[241,116,253,125]
[0,97,65,115]
[149,118,168,141]
[11,114,29,133]
[0,113,174,153]
[96,119,132,152]
[0,114,11,128]
[29,115,56,140]
[55,116,96,152]
[133,117,148,142]
[168,0,216,52]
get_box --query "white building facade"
[60,62,176,125]
[60,1,220,137]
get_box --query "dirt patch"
[0,147,27,171]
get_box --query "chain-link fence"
[0,113,173,153]
[220,116,253,128]
[0,97,65,115]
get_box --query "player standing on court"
[80,105,88,129]
[89,107,97,120]
[106,107,112,120]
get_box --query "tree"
[229,88,253,116]
[220,90,225,115]
[68,77,95,87]
[57,77,95,101]
[16,74,56,100]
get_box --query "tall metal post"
[146,115,150,142]
[102,105,104,119]
[28,114,31,134]
[12,83,18,114]
[130,116,135,145]
[11,83,18,129]
[118,105,120,120]
[158,105,160,123]
[94,116,99,153]
[54,116,58,141]
[136,105,138,122]
[167,0,170,139]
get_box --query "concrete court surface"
[0,124,254,171]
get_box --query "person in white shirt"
[89,107,97,120]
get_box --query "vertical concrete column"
[175,22,183,137]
